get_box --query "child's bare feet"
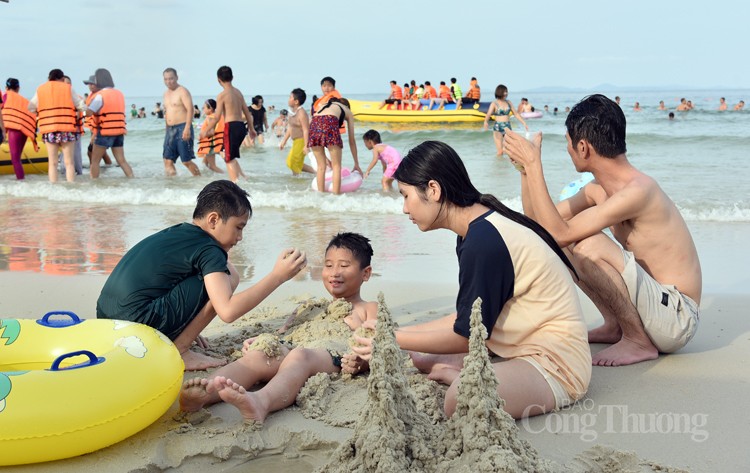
[181,349,226,371]
[214,376,269,423]
[179,377,213,412]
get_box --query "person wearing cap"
[83,74,113,167]
[1,78,38,179]
[85,68,133,179]
[28,68,86,183]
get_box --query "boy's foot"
[179,377,213,412]
[591,337,659,367]
[182,349,226,371]
[214,376,268,423]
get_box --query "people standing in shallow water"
[1,78,37,180]
[28,68,85,183]
[162,68,201,177]
[85,68,134,179]
[504,94,701,367]
[483,84,528,156]
[199,65,255,183]
[308,97,361,194]
[348,141,591,419]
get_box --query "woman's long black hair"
[393,141,577,277]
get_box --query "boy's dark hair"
[291,88,307,105]
[565,94,627,158]
[363,129,381,144]
[326,232,373,268]
[48,69,64,81]
[450,77,457,83]
[217,65,233,82]
[193,180,252,221]
[425,81,431,86]
[440,81,446,85]
[321,76,336,87]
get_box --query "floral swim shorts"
[308,115,343,148]
[43,132,81,144]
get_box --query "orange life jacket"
[36,81,78,134]
[312,89,345,134]
[1,90,37,140]
[423,86,438,99]
[466,85,481,100]
[85,92,99,135]
[392,84,403,100]
[312,90,342,114]
[197,113,225,156]
[94,88,127,136]
[439,85,452,100]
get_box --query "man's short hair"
[565,94,627,158]
[193,180,252,221]
[326,232,373,268]
[217,66,233,82]
[163,67,177,77]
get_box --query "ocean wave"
[0,181,404,215]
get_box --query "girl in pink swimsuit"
[362,129,402,192]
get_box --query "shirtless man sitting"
[162,68,201,176]
[505,94,701,367]
[200,65,256,183]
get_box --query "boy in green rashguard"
[96,180,307,371]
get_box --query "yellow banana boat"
[0,137,48,175]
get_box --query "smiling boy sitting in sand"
[179,232,377,424]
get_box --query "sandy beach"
[1,270,747,472]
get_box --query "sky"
[2,0,748,98]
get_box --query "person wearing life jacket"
[450,77,463,110]
[463,77,481,105]
[28,68,86,183]
[85,68,133,179]
[428,81,456,110]
[1,78,38,180]
[62,75,84,177]
[410,83,425,110]
[83,75,114,167]
[378,80,404,110]
[402,82,415,110]
[196,98,225,173]
[312,76,342,115]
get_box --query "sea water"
[1,90,748,293]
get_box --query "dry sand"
[1,273,747,472]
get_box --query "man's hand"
[504,129,543,172]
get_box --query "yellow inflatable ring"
[0,311,184,466]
